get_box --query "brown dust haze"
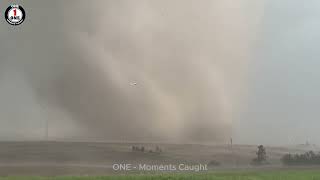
[0,0,263,143]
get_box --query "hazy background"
[0,0,319,145]
[233,0,320,145]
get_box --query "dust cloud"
[0,0,263,143]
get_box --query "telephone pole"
[45,117,48,141]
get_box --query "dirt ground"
[0,141,318,176]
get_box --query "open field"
[0,170,320,180]
[0,141,318,176]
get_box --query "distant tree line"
[281,151,320,165]
[131,145,162,153]
[132,145,145,152]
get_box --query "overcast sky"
[0,0,319,145]
[233,0,320,145]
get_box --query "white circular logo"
[5,4,25,25]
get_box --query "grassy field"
[1,170,320,180]
[0,142,319,177]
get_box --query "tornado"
[0,0,264,143]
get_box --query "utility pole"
[230,137,237,167]
[45,117,48,141]
[40,102,49,141]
